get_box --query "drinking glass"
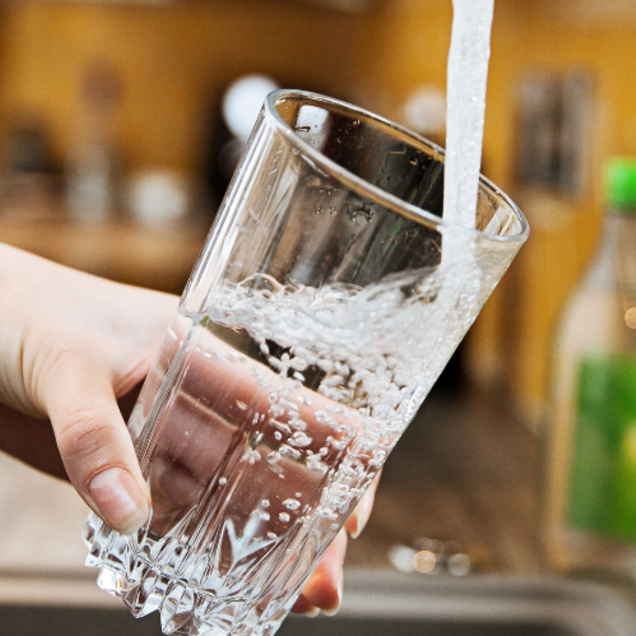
[83,90,529,636]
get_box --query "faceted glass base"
[83,512,294,636]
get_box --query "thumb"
[44,355,150,535]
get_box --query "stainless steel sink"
[1,569,634,635]
[278,571,636,636]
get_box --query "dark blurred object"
[431,342,466,395]
[2,120,50,174]
[283,0,376,12]
[0,118,62,220]
[516,70,594,196]
[204,74,279,212]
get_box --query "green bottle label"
[568,353,636,541]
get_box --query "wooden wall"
[2,0,636,424]
[0,0,368,172]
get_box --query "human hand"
[0,244,177,532]
[0,244,378,615]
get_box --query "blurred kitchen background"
[2,0,636,598]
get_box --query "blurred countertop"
[346,388,542,574]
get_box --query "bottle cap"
[606,158,636,213]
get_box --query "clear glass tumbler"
[83,90,529,636]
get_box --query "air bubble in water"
[289,432,312,447]
[307,455,327,473]
[271,419,292,435]
[282,498,301,511]
[280,445,302,460]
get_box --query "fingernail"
[350,491,374,539]
[304,607,320,618]
[322,570,343,617]
[88,467,149,535]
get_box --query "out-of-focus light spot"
[388,545,416,573]
[402,86,446,136]
[447,553,472,576]
[413,550,438,574]
[222,75,279,142]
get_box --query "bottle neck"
[586,211,636,288]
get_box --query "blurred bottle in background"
[66,62,122,224]
[544,158,636,581]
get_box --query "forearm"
[0,243,47,417]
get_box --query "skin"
[0,243,378,615]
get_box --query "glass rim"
[264,89,529,246]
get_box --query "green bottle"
[544,158,636,580]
